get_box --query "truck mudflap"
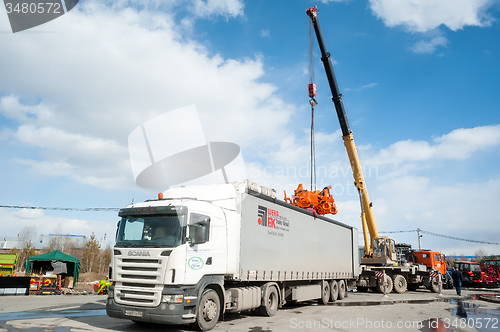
[106,297,197,325]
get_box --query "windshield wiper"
[141,243,163,248]
[117,241,137,248]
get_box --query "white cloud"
[411,36,448,54]
[345,82,378,92]
[260,29,270,38]
[0,95,54,124]
[190,0,244,18]
[369,0,495,33]
[0,208,116,248]
[0,1,294,190]
[319,0,350,3]
[367,124,500,166]
[372,175,500,252]
[13,209,45,219]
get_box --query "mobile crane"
[307,6,441,293]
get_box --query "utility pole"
[417,228,422,250]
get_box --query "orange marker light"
[158,193,164,199]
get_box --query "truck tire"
[429,274,442,293]
[320,281,330,305]
[376,275,393,293]
[330,280,338,301]
[258,286,278,317]
[193,289,220,331]
[338,280,346,300]
[392,274,407,294]
[446,279,454,289]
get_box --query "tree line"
[9,225,111,278]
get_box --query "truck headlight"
[108,289,114,298]
[162,295,183,303]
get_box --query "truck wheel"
[330,280,338,301]
[338,280,346,300]
[193,289,220,331]
[447,279,454,289]
[392,274,407,294]
[258,286,278,317]
[429,274,442,293]
[376,275,393,293]
[320,281,330,305]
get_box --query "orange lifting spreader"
[284,184,338,215]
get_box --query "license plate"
[125,310,143,318]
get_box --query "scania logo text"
[128,251,150,257]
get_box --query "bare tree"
[445,253,457,269]
[97,244,112,276]
[13,225,38,271]
[474,248,487,264]
[48,224,64,251]
[81,233,101,273]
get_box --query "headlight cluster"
[162,294,183,303]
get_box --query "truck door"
[184,211,226,284]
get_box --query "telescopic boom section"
[306,6,379,255]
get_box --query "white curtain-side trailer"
[106,180,358,331]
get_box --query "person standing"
[451,268,463,296]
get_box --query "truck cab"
[412,251,446,275]
[107,198,229,329]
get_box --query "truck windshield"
[116,214,187,248]
[372,238,389,256]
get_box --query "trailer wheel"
[258,286,278,317]
[330,280,338,302]
[193,289,220,331]
[338,280,346,300]
[320,281,330,305]
[376,274,393,293]
[392,274,407,294]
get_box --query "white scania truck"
[106,180,358,330]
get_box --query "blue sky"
[0,0,499,255]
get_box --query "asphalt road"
[1,288,499,332]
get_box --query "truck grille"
[115,257,165,307]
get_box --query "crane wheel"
[376,274,393,293]
[429,273,442,293]
[392,274,407,294]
